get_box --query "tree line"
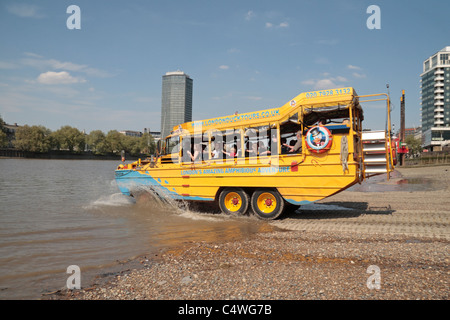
[0,116,156,156]
[0,116,7,148]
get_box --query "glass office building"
[160,71,193,140]
[420,47,450,150]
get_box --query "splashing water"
[131,184,189,211]
[130,185,227,222]
[89,193,136,208]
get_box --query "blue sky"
[1,0,449,134]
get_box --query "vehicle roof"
[169,87,360,137]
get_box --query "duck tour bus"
[115,87,395,220]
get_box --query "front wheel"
[218,188,249,215]
[251,189,285,220]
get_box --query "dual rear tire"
[218,188,285,220]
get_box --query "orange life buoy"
[305,126,333,153]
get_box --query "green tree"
[53,125,85,152]
[86,130,109,154]
[48,131,61,150]
[0,131,6,147]
[14,125,52,152]
[104,131,156,156]
[105,130,124,153]
[0,115,7,147]
[140,132,156,155]
[405,135,422,155]
[122,135,141,155]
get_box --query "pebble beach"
[47,165,449,300]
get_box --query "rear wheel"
[251,189,285,220]
[218,188,249,215]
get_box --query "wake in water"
[132,186,226,222]
[88,193,136,208]
[87,182,254,223]
[82,193,137,215]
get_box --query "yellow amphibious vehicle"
[115,87,394,220]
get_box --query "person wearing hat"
[311,127,324,147]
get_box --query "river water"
[0,159,270,299]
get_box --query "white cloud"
[219,65,230,70]
[37,71,86,85]
[21,54,112,78]
[7,4,44,18]
[47,59,88,72]
[24,52,44,59]
[0,61,18,69]
[347,65,362,70]
[245,10,255,21]
[301,80,315,86]
[302,75,348,90]
[265,22,288,29]
[314,57,330,65]
[313,79,337,90]
[347,66,366,78]
[352,72,367,78]
[336,76,348,82]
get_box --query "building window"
[432,55,438,67]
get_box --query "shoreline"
[45,165,450,300]
[0,149,140,161]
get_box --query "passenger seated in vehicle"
[202,144,209,159]
[211,142,222,159]
[245,141,257,157]
[288,131,302,153]
[224,144,237,158]
[181,140,192,162]
[261,134,278,156]
[187,143,202,162]
[257,141,267,156]
[281,138,290,154]
[318,118,327,125]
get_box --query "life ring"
[305,126,333,153]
